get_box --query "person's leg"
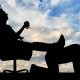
[1,41,32,61]
[14,41,33,60]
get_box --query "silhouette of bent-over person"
[29,35,65,79]
[45,35,65,73]
[31,34,80,74]
[45,34,80,73]
[0,6,32,61]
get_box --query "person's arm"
[16,26,24,36]
[16,21,30,36]
[32,42,50,51]
[7,21,30,40]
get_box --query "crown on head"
[0,5,8,20]
[0,5,7,14]
[0,5,1,9]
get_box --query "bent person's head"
[0,5,8,24]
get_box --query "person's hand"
[18,36,24,41]
[23,21,30,29]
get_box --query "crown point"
[0,5,1,9]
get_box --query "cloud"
[49,0,80,17]
[59,62,74,72]
[0,61,74,72]
[0,61,13,72]
[7,0,16,7]
[30,59,48,68]
[21,13,75,45]
[32,51,43,57]
[51,0,60,6]
[16,0,40,10]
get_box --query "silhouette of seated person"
[0,6,32,61]
[30,35,65,77]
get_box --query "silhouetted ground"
[0,73,79,80]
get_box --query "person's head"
[0,5,8,24]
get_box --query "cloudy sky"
[0,0,80,72]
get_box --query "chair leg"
[3,59,29,73]
[13,59,17,73]
[3,59,17,73]
[3,70,13,73]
